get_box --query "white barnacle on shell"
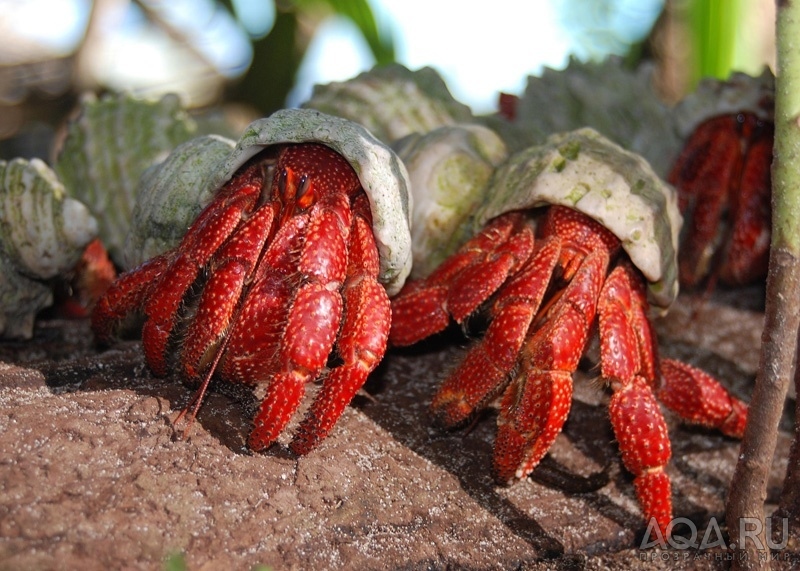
[0,158,98,339]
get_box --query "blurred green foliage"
[685,0,742,88]
[222,0,395,114]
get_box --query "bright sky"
[290,0,574,113]
[1,0,662,113]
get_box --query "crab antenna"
[172,331,232,440]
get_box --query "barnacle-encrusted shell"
[494,57,682,178]
[54,92,197,263]
[213,108,413,296]
[474,128,681,310]
[302,63,474,144]
[124,134,236,270]
[393,124,508,278]
[672,68,775,139]
[0,158,98,338]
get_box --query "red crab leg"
[658,358,748,439]
[91,253,170,345]
[720,118,773,285]
[179,204,278,378]
[390,212,534,346]
[668,114,749,287]
[141,164,266,376]
[493,247,608,483]
[247,193,352,451]
[599,264,671,536]
[291,209,390,455]
[217,216,308,383]
[430,236,560,427]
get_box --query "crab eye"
[296,175,315,209]
[277,168,290,198]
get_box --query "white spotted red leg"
[389,212,536,347]
[599,263,672,536]
[246,189,353,451]
[141,164,269,376]
[179,204,278,378]
[292,196,391,455]
[493,246,609,482]
[658,359,748,439]
[429,235,560,428]
[91,253,170,345]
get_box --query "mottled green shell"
[302,64,474,145]
[393,124,509,278]
[214,108,413,296]
[0,158,98,339]
[124,134,235,270]
[474,128,681,310]
[54,92,197,263]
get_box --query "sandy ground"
[0,288,796,570]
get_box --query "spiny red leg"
[598,263,657,387]
[599,264,671,535]
[141,169,266,376]
[493,248,608,482]
[91,253,170,345]
[658,358,748,438]
[668,115,746,287]
[179,204,277,378]
[430,236,560,427]
[721,118,773,285]
[219,271,289,383]
[390,212,534,346]
[247,192,352,451]
[291,210,390,454]
[247,281,343,450]
[609,377,672,537]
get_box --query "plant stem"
[726,1,800,569]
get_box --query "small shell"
[0,158,98,338]
[474,128,681,310]
[54,92,197,264]
[124,134,236,270]
[672,68,775,139]
[217,108,412,295]
[393,124,509,278]
[302,63,474,144]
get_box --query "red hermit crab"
[390,127,748,535]
[92,109,412,455]
[667,70,774,289]
[668,112,773,288]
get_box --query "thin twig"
[725,1,800,569]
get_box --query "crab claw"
[609,376,672,537]
[492,246,607,483]
[658,358,748,439]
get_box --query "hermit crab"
[92,108,412,455]
[667,70,774,288]
[390,127,748,535]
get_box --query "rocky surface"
[0,289,795,570]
